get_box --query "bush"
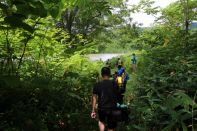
[130,31,197,130]
[0,55,102,131]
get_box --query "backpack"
[116,76,123,87]
[116,73,125,93]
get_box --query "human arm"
[125,73,129,81]
[91,94,97,118]
[91,83,98,119]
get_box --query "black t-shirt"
[93,80,118,110]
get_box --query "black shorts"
[98,110,117,129]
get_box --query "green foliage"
[124,2,197,129]
[158,0,197,28]
[133,25,180,50]
[0,0,197,130]
[130,0,159,15]
[130,30,197,130]
[0,54,102,130]
[95,23,142,53]
[0,0,106,129]
[0,0,64,32]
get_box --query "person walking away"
[91,67,118,131]
[131,53,137,72]
[116,57,123,67]
[113,65,130,123]
[116,65,129,104]
[106,59,111,68]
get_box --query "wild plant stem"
[192,90,197,131]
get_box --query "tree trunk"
[17,18,41,72]
[3,28,13,75]
[185,0,189,34]
[35,28,48,77]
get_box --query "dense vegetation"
[0,0,196,130]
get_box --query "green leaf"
[0,26,12,30]
[181,122,188,131]
[67,92,83,101]
[174,91,194,106]
[0,2,8,10]
[30,1,47,17]
[162,122,175,131]
[4,16,33,33]
[15,1,47,17]
[49,5,60,18]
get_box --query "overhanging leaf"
[4,16,33,33]
[49,5,60,18]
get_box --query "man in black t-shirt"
[91,67,118,131]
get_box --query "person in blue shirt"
[115,65,129,104]
[131,53,137,72]
[117,65,124,76]
[116,66,129,84]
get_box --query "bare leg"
[99,121,105,131]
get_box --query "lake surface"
[87,54,124,62]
